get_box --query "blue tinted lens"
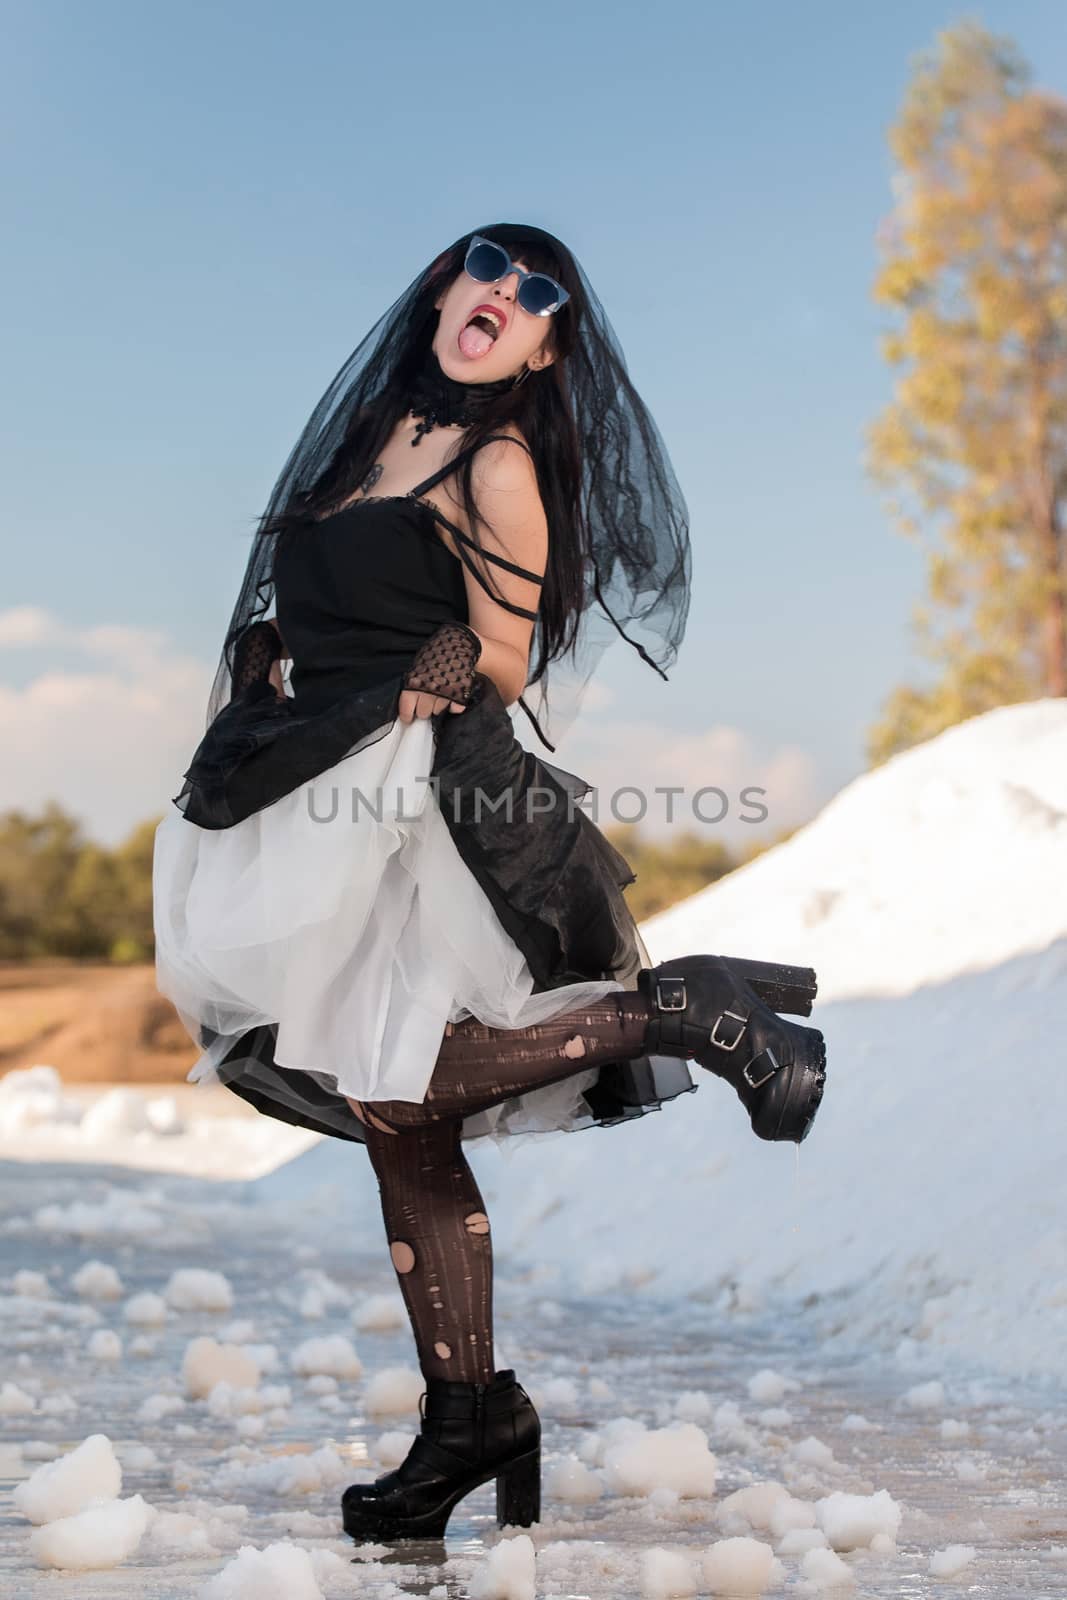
[466,240,510,283]
[517,275,561,316]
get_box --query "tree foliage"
[867,19,1067,763]
[0,803,161,961]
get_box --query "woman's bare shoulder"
[469,422,537,487]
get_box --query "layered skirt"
[152,671,697,1151]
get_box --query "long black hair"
[205,222,691,749]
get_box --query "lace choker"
[407,344,522,444]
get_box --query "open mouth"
[466,309,504,341]
[458,307,505,359]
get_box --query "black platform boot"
[637,954,827,1143]
[341,1369,541,1543]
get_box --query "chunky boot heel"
[496,1445,541,1528]
[637,954,827,1144]
[341,1369,541,1543]
[724,957,817,1018]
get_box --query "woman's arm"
[231,618,287,698]
[459,434,546,707]
[264,616,290,658]
[397,435,547,723]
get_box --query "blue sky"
[3,1,1064,845]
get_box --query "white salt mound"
[372,1429,413,1468]
[717,1481,791,1535]
[352,1292,406,1331]
[0,1382,36,1414]
[601,1422,718,1498]
[80,1088,154,1139]
[289,1335,362,1380]
[673,1389,713,1422]
[746,1369,799,1404]
[802,1545,857,1587]
[124,1291,168,1325]
[139,1393,185,1423]
[71,1261,123,1299]
[579,1415,646,1464]
[183,1337,260,1398]
[165,1268,234,1311]
[815,1489,902,1551]
[903,1380,945,1412]
[778,1528,829,1555]
[544,1454,604,1503]
[87,1329,122,1362]
[29,1494,150,1571]
[790,1435,837,1468]
[702,1536,784,1595]
[469,1530,536,1600]
[641,1544,699,1598]
[930,1544,977,1578]
[14,1433,122,1524]
[201,1538,324,1599]
[14,1268,52,1297]
[362,1365,424,1414]
[146,1095,185,1134]
[0,1064,82,1132]
[768,1495,817,1538]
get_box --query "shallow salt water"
[1,1157,1065,1597]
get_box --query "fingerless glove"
[402,620,482,706]
[232,620,283,691]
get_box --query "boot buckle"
[654,977,686,1011]
[709,1009,747,1051]
[743,1047,780,1088]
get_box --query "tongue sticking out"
[459,321,495,359]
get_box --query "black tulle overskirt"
[154,671,697,1148]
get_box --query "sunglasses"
[463,235,570,318]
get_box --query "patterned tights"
[350,991,655,1382]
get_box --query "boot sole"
[694,1025,826,1143]
[750,1029,827,1143]
[342,1445,541,1541]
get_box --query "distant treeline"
[0,803,158,961]
[0,802,788,962]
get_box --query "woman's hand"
[399,621,482,722]
[397,688,468,723]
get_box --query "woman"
[152,223,827,1543]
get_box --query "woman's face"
[433,252,557,384]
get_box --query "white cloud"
[0,607,211,846]
[0,606,62,647]
[555,717,824,844]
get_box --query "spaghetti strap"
[425,504,544,587]
[409,432,534,497]
[450,543,539,621]
[411,432,545,593]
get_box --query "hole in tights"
[390,1241,416,1274]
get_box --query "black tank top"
[273,433,545,720]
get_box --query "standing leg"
[356,1110,495,1385]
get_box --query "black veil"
[203,222,691,755]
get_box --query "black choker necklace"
[407,345,525,445]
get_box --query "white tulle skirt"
[153,714,629,1147]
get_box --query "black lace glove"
[232,620,283,692]
[402,620,483,706]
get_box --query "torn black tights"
[352,991,653,1131]
[360,1115,495,1384]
